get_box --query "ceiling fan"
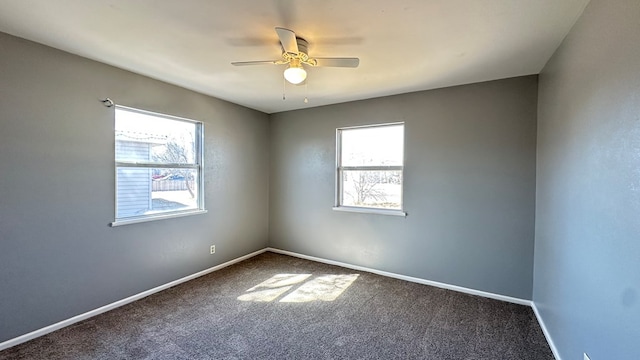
[232,27,359,85]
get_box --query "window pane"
[115,108,196,164]
[341,170,402,209]
[116,167,199,219]
[341,125,403,166]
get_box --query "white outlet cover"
[584,353,591,360]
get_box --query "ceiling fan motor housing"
[283,38,310,62]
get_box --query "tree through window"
[335,123,404,214]
[112,106,205,225]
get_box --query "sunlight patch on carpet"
[247,274,312,291]
[280,274,359,302]
[237,285,294,302]
[238,274,359,303]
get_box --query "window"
[111,106,205,226]
[335,123,405,216]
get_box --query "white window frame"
[110,106,206,226]
[333,122,407,217]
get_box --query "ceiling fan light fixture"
[284,64,307,84]
[232,27,359,87]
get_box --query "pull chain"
[304,81,309,104]
[282,77,286,100]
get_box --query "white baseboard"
[0,248,268,352]
[532,302,561,360]
[267,247,532,306]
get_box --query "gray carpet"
[0,252,553,359]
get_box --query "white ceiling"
[0,0,589,114]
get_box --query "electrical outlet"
[210,245,215,254]
[584,353,591,360]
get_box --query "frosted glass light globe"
[284,66,307,84]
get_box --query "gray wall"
[270,76,538,299]
[534,0,640,359]
[0,33,269,342]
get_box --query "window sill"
[332,206,407,217]
[110,209,207,227]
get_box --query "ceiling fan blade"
[231,60,283,66]
[311,57,360,68]
[275,27,299,54]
